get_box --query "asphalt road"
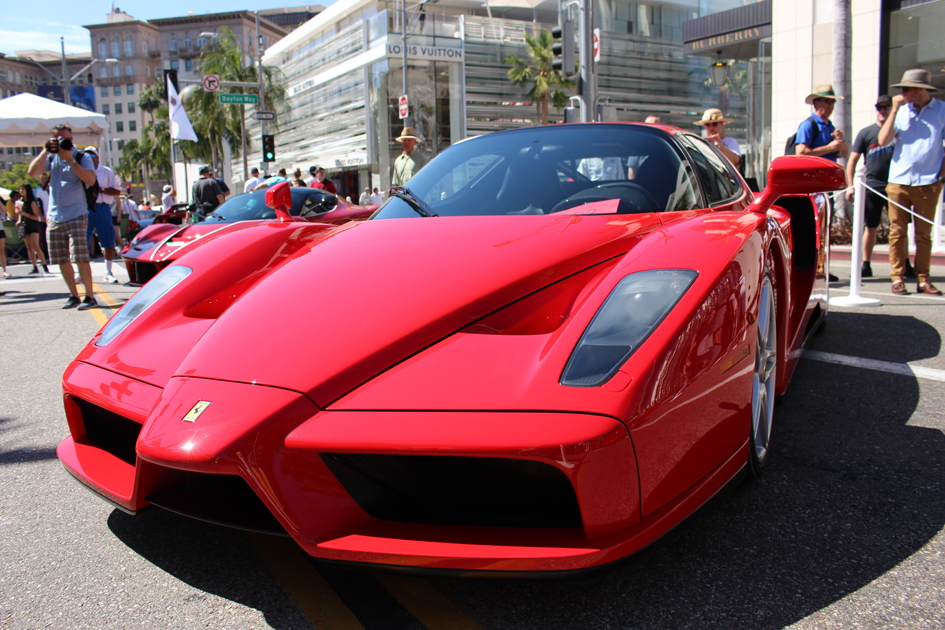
[1,256,944,630]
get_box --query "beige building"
[772,0,942,158]
[0,50,93,171]
[84,8,163,159]
[149,11,287,87]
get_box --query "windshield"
[202,188,338,223]
[373,124,701,219]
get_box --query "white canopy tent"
[0,93,112,166]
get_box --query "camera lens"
[58,137,73,152]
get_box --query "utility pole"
[256,12,267,173]
[60,37,71,107]
[578,0,595,122]
[402,0,409,124]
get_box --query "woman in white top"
[694,108,741,169]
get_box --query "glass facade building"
[251,0,769,198]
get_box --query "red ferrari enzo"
[59,123,845,574]
[121,187,375,285]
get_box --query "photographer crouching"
[28,124,99,310]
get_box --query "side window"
[679,135,742,204]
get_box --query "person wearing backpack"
[794,85,848,163]
[27,124,100,310]
[85,147,122,284]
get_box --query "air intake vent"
[73,397,142,465]
[322,453,582,529]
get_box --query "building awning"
[682,0,771,61]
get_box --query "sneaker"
[861,262,872,278]
[77,296,99,310]
[28,267,40,275]
[42,266,49,273]
[828,273,839,282]
[905,261,917,279]
[104,273,118,284]
[62,295,82,309]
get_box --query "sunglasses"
[876,105,891,111]
[900,87,912,93]
[705,121,722,127]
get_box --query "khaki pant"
[886,181,944,284]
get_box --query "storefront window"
[888,0,945,94]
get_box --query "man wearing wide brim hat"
[877,68,945,296]
[391,126,427,187]
[694,108,740,168]
[796,84,848,164]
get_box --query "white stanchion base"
[829,294,882,307]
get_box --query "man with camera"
[28,124,99,309]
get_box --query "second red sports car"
[121,187,375,285]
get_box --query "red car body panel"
[58,120,846,574]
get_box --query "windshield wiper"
[389,186,438,217]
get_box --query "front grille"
[73,398,142,465]
[134,261,158,285]
[147,472,288,536]
[321,453,582,529]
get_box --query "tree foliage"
[0,163,39,195]
[505,31,573,125]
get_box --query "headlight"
[560,269,698,387]
[95,266,192,346]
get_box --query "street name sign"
[219,93,259,105]
[252,111,275,121]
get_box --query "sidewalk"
[831,244,945,267]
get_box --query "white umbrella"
[0,92,109,149]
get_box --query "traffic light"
[164,69,178,93]
[262,134,275,163]
[551,20,575,77]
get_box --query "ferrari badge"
[182,401,211,423]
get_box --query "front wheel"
[749,272,777,476]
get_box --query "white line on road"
[803,350,945,383]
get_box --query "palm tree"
[137,84,162,127]
[506,31,573,125]
[194,26,289,169]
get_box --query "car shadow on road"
[107,508,314,629]
[430,311,945,629]
[101,311,944,630]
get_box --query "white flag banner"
[167,75,198,142]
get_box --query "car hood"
[175,213,663,407]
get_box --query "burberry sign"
[684,25,771,54]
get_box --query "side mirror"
[749,156,847,213]
[265,181,293,222]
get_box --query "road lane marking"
[803,350,945,383]
[375,573,482,630]
[250,534,365,630]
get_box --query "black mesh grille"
[321,453,582,529]
[134,261,158,285]
[73,397,142,465]
[147,472,288,536]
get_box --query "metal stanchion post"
[830,177,881,307]
[934,185,945,253]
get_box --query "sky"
[2,1,334,56]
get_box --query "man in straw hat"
[695,108,740,168]
[391,126,427,187]
[877,68,945,296]
[795,85,848,163]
